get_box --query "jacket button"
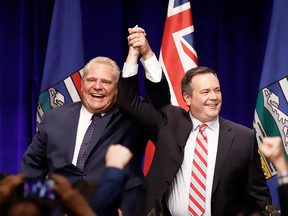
[153,199,157,203]
[83,173,87,178]
[166,181,170,185]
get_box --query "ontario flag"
[37,0,85,125]
[142,0,198,175]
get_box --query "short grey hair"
[82,56,120,82]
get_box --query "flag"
[37,0,85,124]
[142,0,198,176]
[253,0,288,209]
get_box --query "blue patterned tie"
[76,114,101,170]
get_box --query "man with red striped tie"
[117,41,271,215]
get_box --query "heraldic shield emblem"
[254,76,288,179]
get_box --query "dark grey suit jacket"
[117,74,271,216]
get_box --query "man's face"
[183,73,222,122]
[81,63,118,114]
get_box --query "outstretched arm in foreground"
[90,145,133,216]
[260,137,288,216]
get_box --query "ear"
[183,93,191,106]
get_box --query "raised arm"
[127,26,171,109]
[89,145,132,216]
[260,137,288,215]
[260,137,288,172]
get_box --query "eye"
[102,80,112,85]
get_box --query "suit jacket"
[19,76,170,216]
[117,75,271,216]
[278,184,288,216]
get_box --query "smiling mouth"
[92,94,104,99]
[206,103,218,107]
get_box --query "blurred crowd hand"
[51,174,97,216]
[0,174,25,205]
[118,209,123,216]
[260,137,288,172]
[105,144,133,170]
[128,25,153,60]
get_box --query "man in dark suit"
[260,137,288,216]
[117,49,271,215]
[18,26,170,216]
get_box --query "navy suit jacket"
[19,76,170,216]
[90,167,127,216]
[117,75,271,216]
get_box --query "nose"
[94,81,103,90]
[209,91,217,100]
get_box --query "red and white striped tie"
[188,123,208,216]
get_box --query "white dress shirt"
[122,53,162,82]
[72,106,95,166]
[167,113,219,216]
[72,54,161,165]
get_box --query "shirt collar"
[81,105,105,122]
[189,112,219,132]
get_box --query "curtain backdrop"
[0,0,272,176]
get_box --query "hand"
[126,25,142,65]
[105,144,133,170]
[128,25,153,60]
[118,208,123,216]
[0,174,25,206]
[260,137,288,171]
[51,174,97,216]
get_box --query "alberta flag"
[37,0,85,124]
[143,0,198,175]
[253,0,288,208]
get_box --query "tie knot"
[199,123,207,132]
[92,114,101,121]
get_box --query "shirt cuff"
[140,53,162,83]
[277,170,288,186]
[122,62,139,78]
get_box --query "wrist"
[106,163,125,170]
[126,54,139,65]
[142,50,154,61]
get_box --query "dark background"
[0,0,272,176]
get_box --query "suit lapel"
[212,116,235,195]
[177,111,193,149]
[84,105,119,162]
[65,103,82,163]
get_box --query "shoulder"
[162,105,187,115]
[220,116,254,135]
[43,101,82,116]
[161,105,190,123]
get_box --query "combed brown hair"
[181,66,217,97]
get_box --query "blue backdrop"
[0,0,274,195]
